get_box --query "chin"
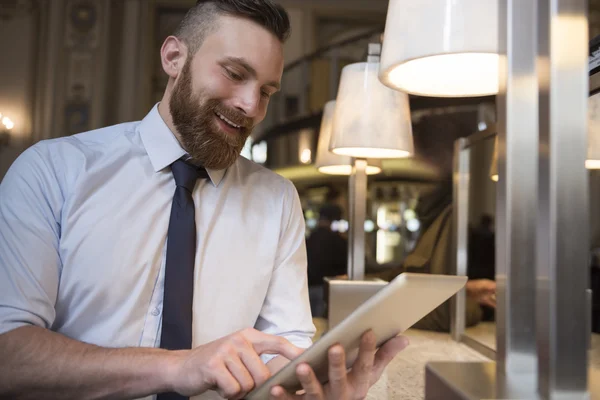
[190,148,240,170]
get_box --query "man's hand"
[465,279,496,308]
[168,328,304,400]
[268,331,409,400]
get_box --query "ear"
[161,36,188,79]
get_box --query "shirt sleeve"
[0,143,63,335]
[254,180,316,364]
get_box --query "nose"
[232,85,261,119]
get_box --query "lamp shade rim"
[586,159,600,169]
[317,165,383,175]
[331,147,412,159]
[381,50,499,65]
[379,52,499,97]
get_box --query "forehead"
[193,15,284,80]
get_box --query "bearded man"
[0,1,408,399]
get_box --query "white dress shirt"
[0,104,315,400]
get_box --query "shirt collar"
[138,103,226,187]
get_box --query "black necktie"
[158,159,207,400]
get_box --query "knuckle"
[232,330,254,349]
[331,373,346,384]
[223,383,241,399]
[357,360,371,374]
[230,334,245,348]
[207,357,221,370]
[277,337,290,349]
[219,342,236,356]
[240,327,255,337]
[240,378,255,393]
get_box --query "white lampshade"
[587,92,600,169]
[329,62,414,159]
[315,100,382,175]
[379,0,499,97]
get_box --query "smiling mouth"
[215,111,242,130]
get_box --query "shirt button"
[151,308,160,316]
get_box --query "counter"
[366,329,490,399]
[313,319,600,399]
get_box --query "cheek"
[211,77,236,98]
[256,103,268,122]
[192,72,233,100]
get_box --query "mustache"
[211,103,253,130]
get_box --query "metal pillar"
[450,129,497,354]
[536,0,589,397]
[495,0,539,383]
[347,158,368,280]
[450,138,471,342]
[426,0,591,398]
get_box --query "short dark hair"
[174,0,291,55]
[319,204,343,222]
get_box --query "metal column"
[347,158,368,281]
[450,138,470,342]
[450,129,498,360]
[495,0,539,383]
[536,0,589,397]
[426,0,591,398]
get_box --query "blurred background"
[2,0,600,275]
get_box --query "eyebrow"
[225,56,281,91]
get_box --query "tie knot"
[171,159,207,192]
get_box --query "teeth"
[216,112,241,129]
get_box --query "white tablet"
[246,273,467,400]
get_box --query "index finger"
[244,330,305,360]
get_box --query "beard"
[169,60,253,170]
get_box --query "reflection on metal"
[496,0,538,382]
[434,0,591,398]
[450,129,498,344]
[536,0,589,396]
[450,138,470,342]
[460,334,497,362]
[425,362,540,400]
[348,158,368,280]
[425,362,496,400]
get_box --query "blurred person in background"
[378,179,496,332]
[375,113,497,332]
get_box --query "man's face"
[169,15,284,170]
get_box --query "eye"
[225,68,243,81]
[261,90,271,99]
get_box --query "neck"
[158,90,186,150]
